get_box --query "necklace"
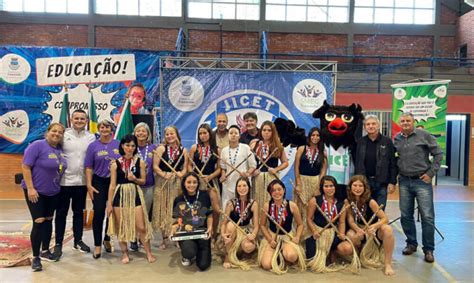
[259,141,269,160]
[183,190,200,210]
[352,201,365,223]
[167,145,180,163]
[120,157,136,174]
[138,144,150,163]
[199,144,211,163]
[228,144,240,166]
[322,195,337,220]
[235,198,250,221]
[306,146,318,167]
[270,200,286,224]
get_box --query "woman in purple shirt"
[22,122,67,271]
[85,119,120,258]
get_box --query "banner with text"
[391,79,450,163]
[0,46,166,153]
[161,69,335,199]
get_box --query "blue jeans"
[367,178,388,209]
[398,176,435,252]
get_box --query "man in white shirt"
[53,109,96,258]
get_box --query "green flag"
[59,92,70,127]
[88,94,98,134]
[114,99,134,140]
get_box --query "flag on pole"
[59,91,70,127]
[114,99,134,140]
[88,93,98,134]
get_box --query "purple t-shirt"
[138,143,157,187]
[21,139,68,196]
[84,139,120,178]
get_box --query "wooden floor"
[1,183,473,282]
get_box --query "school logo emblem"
[0,110,29,144]
[0,53,31,84]
[168,76,204,112]
[292,79,327,114]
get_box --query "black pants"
[24,190,59,257]
[55,186,87,245]
[179,239,211,271]
[91,175,110,247]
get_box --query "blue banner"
[162,68,335,198]
[0,46,166,153]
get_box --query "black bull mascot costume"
[312,101,364,199]
[274,100,364,199]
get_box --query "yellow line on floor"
[391,222,458,283]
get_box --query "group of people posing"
[22,109,442,277]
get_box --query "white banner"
[36,54,136,86]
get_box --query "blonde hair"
[163,125,181,146]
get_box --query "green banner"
[391,79,450,164]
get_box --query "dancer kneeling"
[172,172,213,271]
[346,175,395,276]
[221,177,259,270]
[106,134,155,264]
[258,180,306,274]
[306,175,359,274]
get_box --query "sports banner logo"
[162,69,335,198]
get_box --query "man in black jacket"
[355,115,397,209]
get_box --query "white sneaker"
[181,257,191,266]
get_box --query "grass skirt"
[227,226,257,270]
[307,225,360,274]
[253,172,278,211]
[107,183,153,242]
[294,175,320,236]
[360,235,385,269]
[258,232,306,275]
[152,175,181,238]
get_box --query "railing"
[178,50,474,95]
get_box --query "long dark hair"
[180,172,201,197]
[118,134,138,156]
[319,175,338,193]
[234,177,252,201]
[307,127,324,164]
[197,123,218,154]
[266,179,286,200]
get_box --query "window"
[354,0,435,24]
[95,0,182,17]
[266,0,349,22]
[1,0,88,14]
[188,0,259,20]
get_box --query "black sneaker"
[40,250,59,262]
[130,241,139,252]
[72,241,91,253]
[31,257,42,272]
[52,244,63,259]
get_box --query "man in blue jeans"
[355,115,397,209]
[394,113,442,263]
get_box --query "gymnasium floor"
[0,186,472,283]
